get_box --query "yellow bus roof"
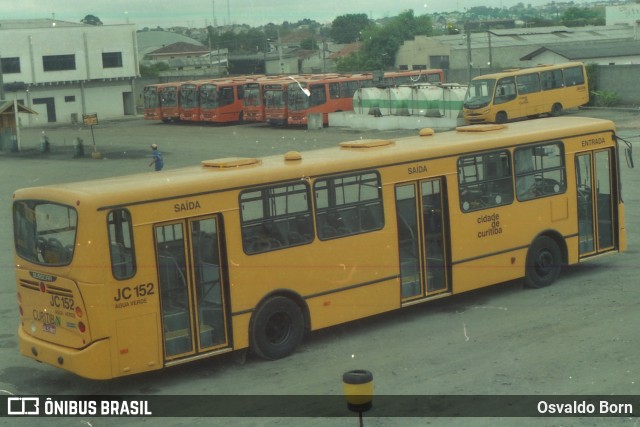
[14,116,615,210]
[471,62,585,80]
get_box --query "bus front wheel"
[250,296,304,360]
[524,236,562,288]
[495,112,508,124]
[550,103,563,117]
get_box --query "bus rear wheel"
[550,103,563,117]
[250,296,304,360]
[524,236,562,288]
[495,111,508,124]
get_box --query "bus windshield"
[244,86,261,107]
[200,85,219,109]
[143,88,159,109]
[464,78,496,109]
[265,89,284,108]
[180,85,198,109]
[161,88,178,107]
[14,200,78,266]
[288,83,310,111]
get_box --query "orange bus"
[158,82,181,123]
[242,76,290,123]
[12,116,628,379]
[287,73,374,126]
[178,80,212,122]
[142,83,164,121]
[286,70,446,126]
[382,69,445,85]
[199,77,261,123]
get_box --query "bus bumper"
[18,327,113,380]
[463,110,491,123]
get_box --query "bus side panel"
[452,249,527,294]
[231,313,251,350]
[307,279,399,330]
[226,215,400,331]
[115,313,162,375]
[618,202,627,253]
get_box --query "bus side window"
[494,77,516,105]
[329,83,340,99]
[314,171,384,240]
[108,209,136,279]
[458,151,513,212]
[310,84,326,107]
[515,142,566,201]
[563,66,585,87]
[240,183,314,254]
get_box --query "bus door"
[395,178,450,302]
[154,215,229,360]
[576,149,616,257]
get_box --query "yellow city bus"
[13,116,627,379]
[463,62,589,124]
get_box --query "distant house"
[143,41,228,77]
[146,42,210,61]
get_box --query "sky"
[4,0,598,28]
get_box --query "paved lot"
[0,109,639,426]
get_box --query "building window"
[64,96,76,102]
[429,55,449,70]
[43,54,76,71]
[1,57,20,74]
[102,52,123,68]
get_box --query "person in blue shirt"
[149,143,164,171]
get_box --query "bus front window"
[288,83,310,111]
[180,86,198,109]
[143,88,159,109]
[13,200,78,266]
[200,86,219,109]
[162,88,178,107]
[464,79,496,109]
[244,87,261,107]
[265,90,284,108]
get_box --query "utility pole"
[0,55,5,100]
[465,22,473,83]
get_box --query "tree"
[561,7,604,27]
[336,10,434,72]
[330,13,370,44]
[81,14,103,26]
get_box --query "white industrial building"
[0,19,139,127]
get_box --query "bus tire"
[550,103,562,117]
[250,296,304,360]
[495,111,508,124]
[524,236,562,288]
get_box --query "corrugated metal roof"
[435,25,635,50]
[521,40,640,60]
[148,42,209,56]
[0,19,86,29]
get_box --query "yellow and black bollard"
[343,370,373,427]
